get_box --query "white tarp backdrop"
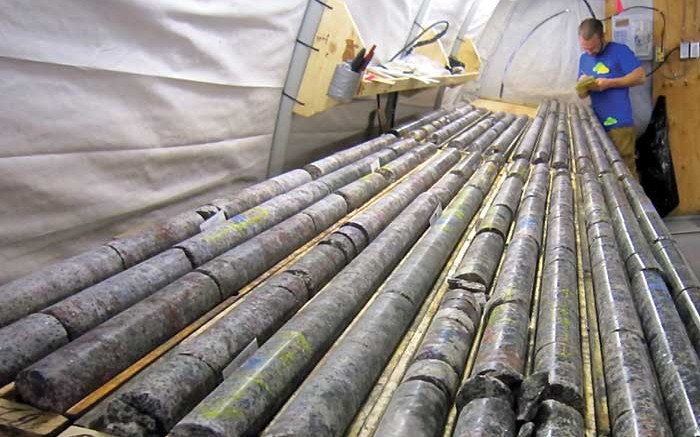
[0,0,652,283]
[0,0,306,283]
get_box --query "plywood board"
[357,72,478,97]
[650,0,700,214]
[456,37,481,72]
[655,79,700,214]
[0,398,69,437]
[413,28,449,67]
[472,98,538,117]
[294,0,365,117]
[58,426,117,437]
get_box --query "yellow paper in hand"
[576,76,596,91]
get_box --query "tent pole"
[267,0,327,177]
[434,0,483,109]
[383,0,433,130]
[405,0,433,46]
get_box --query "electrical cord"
[661,53,687,80]
[388,20,450,62]
[657,46,686,80]
[647,46,679,77]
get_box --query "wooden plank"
[293,0,365,117]
[0,398,69,437]
[472,98,538,117]
[57,426,117,437]
[356,28,478,98]
[413,28,449,67]
[650,0,700,214]
[657,79,700,214]
[0,382,15,398]
[456,37,481,72]
[357,72,478,97]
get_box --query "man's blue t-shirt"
[579,41,640,131]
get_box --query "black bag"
[636,96,679,216]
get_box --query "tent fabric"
[0,0,306,283]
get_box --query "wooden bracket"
[294,0,365,117]
[293,0,480,117]
[455,37,481,72]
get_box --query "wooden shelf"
[356,72,478,97]
[293,0,480,117]
[471,98,538,118]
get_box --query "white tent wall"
[0,0,307,283]
[464,0,505,40]
[473,0,652,133]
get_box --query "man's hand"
[587,68,645,93]
[591,78,613,91]
[576,74,594,98]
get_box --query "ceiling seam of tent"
[0,54,282,90]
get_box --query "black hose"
[647,46,679,77]
[388,20,450,62]
[581,0,596,18]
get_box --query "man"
[577,18,645,178]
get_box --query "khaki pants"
[607,126,637,179]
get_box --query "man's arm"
[593,66,645,91]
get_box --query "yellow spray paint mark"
[198,330,313,421]
[204,207,271,244]
[490,304,518,325]
[502,287,516,302]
